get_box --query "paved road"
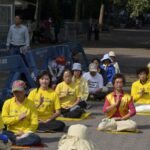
[33,102,150,150]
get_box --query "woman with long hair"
[28,70,65,132]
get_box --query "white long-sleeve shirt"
[6,24,30,47]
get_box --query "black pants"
[61,101,86,118]
[88,92,108,101]
[38,120,65,132]
[2,130,41,146]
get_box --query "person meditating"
[98,74,137,132]
[131,67,150,113]
[2,80,41,146]
[28,70,65,132]
[55,69,85,118]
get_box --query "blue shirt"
[100,64,115,83]
[6,24,30,47]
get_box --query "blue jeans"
[2,131,41,146]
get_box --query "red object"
[56,56,66,65]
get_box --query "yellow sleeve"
[0,115,4,130]
[54,93,61,110]
[81,79,89,100]
[2,100,20,125]
[55,84,60,96]
[131,83,141,102]
[28,89,36,102]
[75,85,81,98]
[24,102,38,132]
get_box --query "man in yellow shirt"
[131,67,150,113]
[28,70,65,132]
[2,80,41,146]
[55,69,84,118]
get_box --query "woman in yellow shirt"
[131,67,150,113]
[55,69,84,118]
[28,70,65,132]
[72,63,88,108]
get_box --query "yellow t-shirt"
[131,80,150,104]
[73,77,89,101]
[0,115,4,130]
[28,88,61,121]
[55,81,81,108]
[1,97,38,134]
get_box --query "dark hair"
[91,58,100,64]
[63,69,72,77]
[136,67,149,76]
[112,73,126,85]
[15,14,23,20]
[36,70,52,91]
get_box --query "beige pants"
[116,120,137,131]
[98,118,137,132]
[0,140,11,150]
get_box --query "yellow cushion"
[137,112,150,116]
[56,112,91,121]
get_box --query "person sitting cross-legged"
[1,80,41,146]
[28,70,65,132]
[98,74,137,132]
[72,63,89,109]
[83,63,107,101]
[55,69,85,118]
[131,67,150,113]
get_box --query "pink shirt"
[103,92,136,118]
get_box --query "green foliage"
[127,0,150,17]
[113,0,150,17]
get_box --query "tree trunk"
[75,0,81,22]
[99,3,104,31]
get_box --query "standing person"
[6,15,30,55]
[28,70,65,132]
[108,51,120,74]
[1,80,41,146]
[98,74,137,132]
[83,63,107,100]
[72,63,89,108]
[55,69,85,118]
[131,67,150,113]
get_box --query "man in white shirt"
[83,63,107,100]
[6,15,30,55]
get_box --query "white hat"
[68,124,88,140]
[72,63,82,71]
[109,51,116,57]
[101,54,112,62]
[89,63,97,72]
